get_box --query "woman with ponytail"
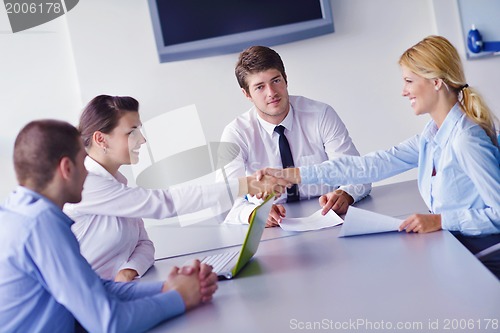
[262,35,500,277]
[398,35,498,148]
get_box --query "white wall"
[0,10,81,200]
[1,0,499,201]
[433,0,500,112]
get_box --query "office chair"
[472,133,500,278]
[474,133,500,278]
[475,241,500,280]
[454,230,500,280]
[475,243,500,261]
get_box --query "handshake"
[240,167,301,198]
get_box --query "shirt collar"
[12,186,73,224]
[14,186,49,204]
[433,103,464,148]
[256,104,295,137]
[84,156,116,181]
[421,103,463,148]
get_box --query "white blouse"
[64,157,239,279]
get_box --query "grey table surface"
[142,180,500,332]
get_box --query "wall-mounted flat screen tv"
[148,0,334,63]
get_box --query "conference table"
[143,180,500,332]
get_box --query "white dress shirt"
[64,157,240,279]
[219,95,371,224]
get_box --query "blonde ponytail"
[460,86,498,147]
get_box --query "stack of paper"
[338,206,403,237]
[278,209,344,232]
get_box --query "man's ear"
[92,131,107,149]
[58,156,73,181]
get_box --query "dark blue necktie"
[274,125,299,202]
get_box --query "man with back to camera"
[0,119,218,333]
[219,45,371,226]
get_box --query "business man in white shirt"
[219,46,371,226]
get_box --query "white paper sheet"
[279,208,344,232]
[338,206,403,237]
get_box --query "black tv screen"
[148,0,334,63]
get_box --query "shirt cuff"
[133,282,186,317]
[440,210,461,233]
[119,263,151,278]
[156,290,186,318]
[132,281,164,298]
[440,209,487,236]
[227,178,240,199]
[299,165,319,185]
[338,184,371,203]
[223,202,257,224]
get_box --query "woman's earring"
[103,147,107,154]
[435,86,439,91]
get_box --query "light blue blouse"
[300,104,500,236]
[0,187,185,333]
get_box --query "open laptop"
[200,194,274,280]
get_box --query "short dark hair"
[14,119,81,191]
[235,46,287,94]
[79,95,139,148]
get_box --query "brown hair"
[79,95,139,148]
[399,35,498,146]
[14,119,81,191]
[235,46,287,94]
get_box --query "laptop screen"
[232,194,275,276]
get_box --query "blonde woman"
[262,36,500,276]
